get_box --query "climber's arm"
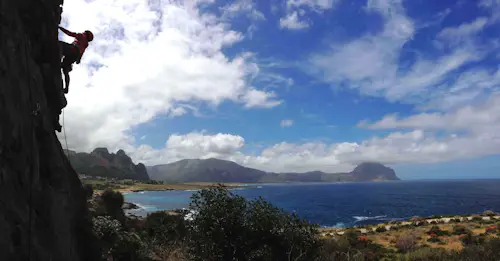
[58,26,77,37]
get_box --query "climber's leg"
[62,69,70,94]
[59,42,78,94]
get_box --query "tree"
[187,186,321,261]
[144,211,187,245]
[100,189,125,224]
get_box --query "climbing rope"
[63,108,70,163]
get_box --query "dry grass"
[319,217,500,252]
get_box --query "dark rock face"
[69,148,150,180]
[350,162,400,181]
[0,1,100,260]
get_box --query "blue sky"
[60,0,500,179]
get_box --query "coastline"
[89,181,258,195]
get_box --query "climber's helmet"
[84,30,94,42]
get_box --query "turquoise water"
[124,180,500,227]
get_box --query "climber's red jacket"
[59,26,89,57]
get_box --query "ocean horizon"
[124,179,500,228]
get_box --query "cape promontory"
[147,158,400,183]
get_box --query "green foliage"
[144,211,187,245]
[83,184,94,199]
[452,225,471,235]
[100,189,126,224]
[426,225,448,236]
[397,247,454,261]
[375,226,387,232]
[471,215,483,221]
[187,186,321,261]
[109,231,152,261]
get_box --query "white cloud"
[437,17,488,40]
[220,0,265,21]
[127,128,500,173]
[360,94,500,135]
[279,11,310,30]
[309,0,494,107]
[286,0,340,12]
[279,0,340,30]
[58,0,281,152]
[280,119,294,127]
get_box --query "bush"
[396,232,418,253]
[452,225,471,235]
[397,247,452,261]
[471,215,483,221]
[485,225,497,234]
[426,225,447,236]
[110,231,152,261]
[83,184,94,199]
[92,215,122,256]
[100,189,125,224]
[187,186,320,261]
[483,210,497,217]
[144,211,187,245]
[427,233,441,243]
[375,226,387,233]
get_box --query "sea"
[124,179,500,228]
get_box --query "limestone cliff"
[68,148,150,180]
[0,0,100,260]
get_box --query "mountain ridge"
[147,158,400,183]
[66,148,150,180]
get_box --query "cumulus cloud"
[56,0,500,174]
[127,128,500,173]
[280,119,294,127]
[58,0,281,152]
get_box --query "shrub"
[375,226,387,232]
[410,216,423,222]
[398,247,452,261]
[187,186,321,261]
[471,215,483,221]
[426,225,447,236]
[395,232,418,253]
[485,225,497,234]
[100,189,125,224]
[483,210,497,216]
[144,211,187,245]
[427,233,441,243]
[109,231,151,261]
[83,184,94,199]
[92,215,122,256]
[452,225,471,235]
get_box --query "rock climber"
[58,26,94,94]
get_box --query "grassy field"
[320,215,500,251]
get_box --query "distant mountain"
[147,158,400,183]
[67,148,150,180]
